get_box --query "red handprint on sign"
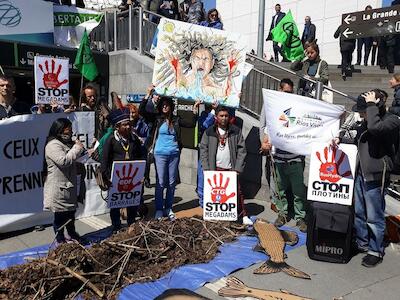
[316,147,351,183]
[207,173,236,204]
[39,59,68,89]
[116,164,141,192]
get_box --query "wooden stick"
[46,259,104,298]
[108,249,132,299]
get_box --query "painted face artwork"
[152,19,247,108]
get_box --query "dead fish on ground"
[218,276,312,300]
[253,219,311,279]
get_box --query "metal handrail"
[246,52,356,101]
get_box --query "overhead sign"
[0,0,54,44]
[34,56,70,105]
[108,160,146,209]
[307,143,357,206]
[341,5,400,39]
[203,171,238,221]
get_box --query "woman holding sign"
[141,94,199,221]
[43,118,85,245]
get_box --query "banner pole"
[79,74,84,108]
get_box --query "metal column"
[257,0,265,58]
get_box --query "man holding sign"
[101,107,145,232]
[200,106,252,225]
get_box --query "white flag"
[262,89,344,156]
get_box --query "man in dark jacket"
[199,106,252,225]
[336,89,400,267]
[0,75,17,120]
[267,3,285,62]
[334,24,356,80]
[301,16,316,46]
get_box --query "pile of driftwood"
[0,218,243,300]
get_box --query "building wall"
[217,0,383,64]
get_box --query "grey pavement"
[1,182,400,300]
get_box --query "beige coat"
[43,139,83,212]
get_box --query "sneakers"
[166,209,176,221]
[362,254,383,268]
[274,214,288,227]
[155,210,164,220]
[242,216,253,226]
[296,219,307,233]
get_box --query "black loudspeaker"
[307,201,353,263]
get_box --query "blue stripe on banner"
[0,32,54,45]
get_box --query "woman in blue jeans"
[151,97,199,220]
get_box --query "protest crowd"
[2,1,400,298]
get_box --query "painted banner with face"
[152,18,247,108]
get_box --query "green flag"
[271,10,304,62]
[74,30,98,81]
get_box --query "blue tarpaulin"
[0,226,305,299]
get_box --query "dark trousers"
[341,50,353,75]
[216,167,247,218]
[53,210,78,242]
[273,42,281,61]
[371,45,378,66]
[110,206,137,229]
[357,38,372,65]
[378,43,395,72]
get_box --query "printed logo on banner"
[203,171,237,221]
[34,56,70,105]
[108,161,146,209]
[0,0,21,28]
[307,143,357,206]
[278,107,322,128]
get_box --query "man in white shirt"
[200,106,252,225]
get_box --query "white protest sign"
[108,160,146,209]
[203,171,238,221]
[263,89,344,156]
[34,56,69,105]
[0,112,107,233]
[307,143,358,206]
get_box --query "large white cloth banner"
[203,171,238,221]
[0,112,107,233]
[53,5,103,48]
[262,89,345,156]
[34,56,70,105]
[307,143,358,206]
[108,160,146,209]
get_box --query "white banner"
[0,112,107,233]
[203,171,238,221]
[0,0,53,35]
[53,5,103,48]
[307,143,357,206]
[34,56,70,105]
[108,160,146,209]
[263,89,344,156]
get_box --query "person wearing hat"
[101,107,144,232]
[333,89,400,267]
[140,94,199,220]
